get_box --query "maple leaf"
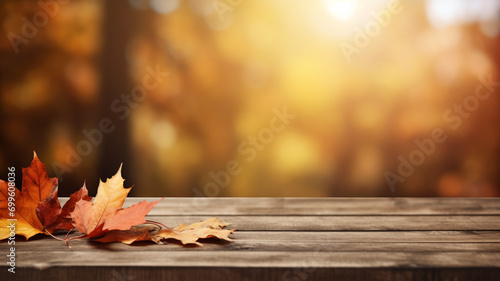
[156,217,236,245]
[70,165,160,238]
[94,225,158,245]
[36,183,92,232]
[1,151,236,248]
[0,152,58,239]
[0,152,92,240]
[95,217,236,246]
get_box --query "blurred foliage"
[0,0,102,193]
[1,0,499,197]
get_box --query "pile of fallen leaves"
[0,152,235,247]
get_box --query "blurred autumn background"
[1,0,499,197]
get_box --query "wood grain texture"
[1,197,499,281]
[10,251,500,269]
[143,215,500,230]
[11,238,500,253]
[60,197,500,215]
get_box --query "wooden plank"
[7,251,500,269]
[6,230,500,251]
[7,267,500,281]
[3,197,500,280]
[6,231,500,252]
[58,197,500,215]
[228,231,500,242]
[142,215,500,231]
[8,236,500,253]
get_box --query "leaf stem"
[45,229,73,249]
[146,220,171,231]
[64,233,88,248]
[64,227,75,240]
[44,229,66,242]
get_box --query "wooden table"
[2,198,500,281]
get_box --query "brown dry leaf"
[95,225,158,245]
[157,217,235,245]
[95,217,236,246]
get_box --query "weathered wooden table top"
[2,197,500,281]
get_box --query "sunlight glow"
[325,0,357,21]
[426,0,500,29]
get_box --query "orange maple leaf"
[0,152,89,240]
[70,165,160,238]
[1,152,236,248]
[36,183,92,232]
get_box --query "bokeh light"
[1,0,499,198]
